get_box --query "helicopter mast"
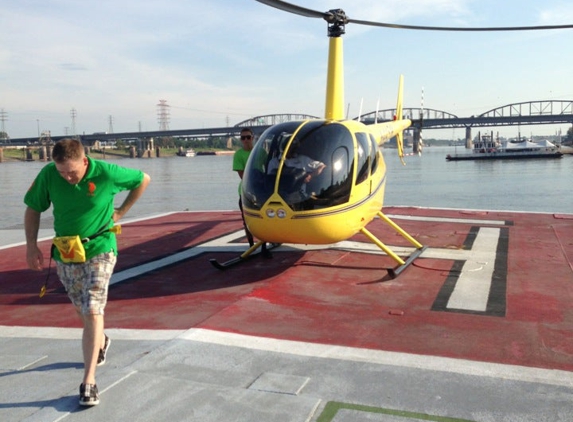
[324,9,347,121]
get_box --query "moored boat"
[177,148,196,157]
[446,134,563,161]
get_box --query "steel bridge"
[3,101,572,145]
[360,100,573,129]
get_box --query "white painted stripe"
[0,211,181,250]
[0,229,54,250]
[446,227,499,312]
[182,328,573,388]
[385,213,506,226]
[110,230,248,284]
[0,325,185,340]
[1,325,571,388]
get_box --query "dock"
[1,207,572,421]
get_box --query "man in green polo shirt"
[233,127,255,246]
[24,138,150,407]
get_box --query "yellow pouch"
[52,235,86,263]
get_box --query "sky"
[2,0,573,140]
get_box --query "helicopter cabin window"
[355,132,370,185]
[369,134,379,174]
[241,121,354,212]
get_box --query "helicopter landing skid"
[210,241,281,270]
[360,211,427,278]
[387,245,427,279]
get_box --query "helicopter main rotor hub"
[324,9,347,37]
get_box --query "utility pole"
[157,100,170,131]
[70,108,77,137]
[108,115,114,133]
[0,109,7,142]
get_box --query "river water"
[1,146,571,230]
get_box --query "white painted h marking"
[446,227,500,312]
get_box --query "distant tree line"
[155,136,240,150]
[566,126,573,145]
[111,136,242,151]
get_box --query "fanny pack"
[52,235,87,263]
[41,224,121,298]
[52,225,122,264]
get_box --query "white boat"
[178,148,196,157]
[446,134,563,161]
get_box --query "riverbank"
[0,146,235,162]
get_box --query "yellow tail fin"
[396,75,406,165]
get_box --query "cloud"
[539,4,573,24]
[2,0,572,138]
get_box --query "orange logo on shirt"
[87,181,96,196]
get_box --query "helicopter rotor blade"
[255,0,326,19]
[256,0,573,31]
[348,18,573,32]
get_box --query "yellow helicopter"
[211,0,573,276]
[210,1,422,277]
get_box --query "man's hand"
[26,244,44,271]
[24,207,43,271]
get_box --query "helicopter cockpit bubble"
[242,120,354,212]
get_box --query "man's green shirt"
[24,157,144,261]
[233,148,251,196]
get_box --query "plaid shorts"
[56,251,117,315]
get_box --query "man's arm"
[113,173,151,222]
[24,207,44,271]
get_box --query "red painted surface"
[1,208,572,372]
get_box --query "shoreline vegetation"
[0,147,235,162]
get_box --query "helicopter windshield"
[242,120,354,211]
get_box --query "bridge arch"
[479,100,573,118]
[235,113,320,127]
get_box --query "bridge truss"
[359,100,573,130]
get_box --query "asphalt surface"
[2,324,573,422]
[2,214,572,422]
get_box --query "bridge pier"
[465,127,472,149]
[38,146,48,161]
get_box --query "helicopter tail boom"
[369,75,411,163]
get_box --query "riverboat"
[177,148,196,157]
[446,134,563,161]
